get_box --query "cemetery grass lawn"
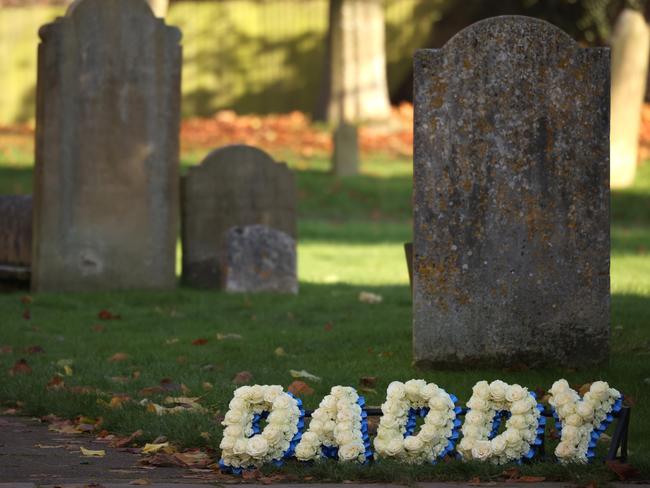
[0,152,649,482]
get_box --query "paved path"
[0,415,206,485]
[1,415,648,487]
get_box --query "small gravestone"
[32,0,181,292]
[225,225,297,294]
[332,123,360,177]
[610,9,650,189]
[182,145,296,288]
[413,16,610,368]
[0,195,32,290]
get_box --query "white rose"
[405,380,426,400]
[264,385,283,403]
[558,403,576,417]
[403,435,424,451]
[505,447,520,459]
[511,399,532,415]
[320,395,337,410]
[505,384,527,403]
[507,415,527,430]
[380,414,399,430]
[555,441,577,459]
[553,392,573,407]
[463,425,481,439]
[590,381,609,399]
[419,425,439,442]
[228,398,246,410]
[337,408,354,422]
[234,386,252,399]
[465,410,486,424]
[492,435,507,454]
[339,443,363,461]
[223,425,244,438]
[504,429,521,445]
[249,386,265,403]
[262,425,283,444]
[268,408,290,425]
[384,438,404,456]
[246,436,269,457]
[566,414,583,427]
[490,380,507,402]
[421,383,439,399]
[274,394,292,409]
[295,443,317,460]
[576,402,595,420]
[561,425,579,444]
[387,381,406,399]
[471,440,492,460]
[458,437,476,453]
[336,430,356,446]
[233,438,248,455]
[425,413,448,427]
[466,397,488,411]
[472,381,491,399]
[551,379,570,395]
[609,388,621,399]
[224,410,244,424]
[430,396,451,411]
[309,419,325,434]
[220,436,236,450]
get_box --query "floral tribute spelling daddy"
[218,379,623,472]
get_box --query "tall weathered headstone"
[413,16,610,368]
[181,145,296,288]
[610,9,649,189]
[32,0,181,292]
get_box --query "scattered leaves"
[108,352,130,362]
[289,369,321,382]
[46,375,65,390]
[80,446,106,457]
[274,347,286,356]
[233,371,253,385]
[9,359,32,376]
[191,337,208,346]
[142,442,172,454]
[217,333,242,340]
[287,380,314,396]
[25,345,44,354]
[98,309,121,320]
[358,291,383,304]
[110,429,143,448]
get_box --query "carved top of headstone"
[412,16,610,367]
[39,0,181,43]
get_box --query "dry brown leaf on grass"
[141,442,173,454]
[46,375,65,390]
[98,309,121,320]
[108,352,129,362]
[80,446,106,457]
[359,376,377,387]
[0,345,12,354]
[233,371,253,385]
[274,347,286,356]
[192,337,209,346]
[217,332,243,340]
[287,380,314,396]
[9,359,32,376]
[25,345,44,354]
[129,480,151,486]
[110,429,143,448]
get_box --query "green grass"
[0,154,649,483]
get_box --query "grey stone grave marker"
[225,225,298,294]
[181,145,296,288]
[413,16,610,368]
[32,0,182,292]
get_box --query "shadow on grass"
[0,166,32,195]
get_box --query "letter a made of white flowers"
[295,386,372,463]
[548,379,622,464]
[219,385,304,473]
[457,380,544,464]
[373,380,461,464]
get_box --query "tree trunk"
[146,0,169,18]
[610,8,650,188]
[323,0,391,124]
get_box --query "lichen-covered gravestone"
[413,16,610,368]
[225,225,298,294]
[32,0,181,292]
[181,145,296,288]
